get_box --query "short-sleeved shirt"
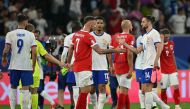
[72,30,97,72]
[5,29,36,70]
[111,33,134,74]
[63,33,75,64]
[160,41,177,74]
[90,32,111,70]
[135,35,144,70]
[141,28,161,69]
[34,40,48,79]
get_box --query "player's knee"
[161,89,167,92]
[90,86,96,94]
[81,85,92,93]
[30,88,38,94]
[11,85,17,89]
[98,84,106,93]
[22,86,30,90]
[173,85,179,89]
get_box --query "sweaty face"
[95,19,104,31]
[141,18,149,30]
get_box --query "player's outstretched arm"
[118,37,143,54]
[44,54,64,67]
[127,50,133,79]
[67,45,74,64]
[154,42,163,68]
[61,47,68,63]
[2,44,11,67]
[92,44,126,54]
[107,53,114,74]
[31,46,37,71]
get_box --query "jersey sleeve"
[110,35,116,48]
[152,31,161,45]
[84,34,97,47]
[128,35,135,46]
[64,35,70,48]
[37,41,48,56]
[5,32,11,44]
[31,33,37,47]
[107,34,112,48]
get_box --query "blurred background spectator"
[0,0,190,37]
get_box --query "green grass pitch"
[1,102,190,109]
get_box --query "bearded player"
[90,16,113,109]
[160,28,181,109]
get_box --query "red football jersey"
[72,30,97,72]
[160,41,177,74]
[111,33,134,74]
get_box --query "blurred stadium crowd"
[0,0,190,37]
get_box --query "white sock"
[20,90,30,109]
[152,92,167,108]
[145,92,153,109]
[40,90,55,105]
[72,86,79,107]
[98,93,107,109]
[90,93,97,109]
[152,88,157,107]
[28,92,31,109]
[9,88,17,109]
[139,90,145,108]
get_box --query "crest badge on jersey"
[170,45,173,50]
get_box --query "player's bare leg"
[90,86,97,109]
[98,84,107,109]
[57,89,64,108]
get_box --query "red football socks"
[76,93,88,109]
[125,94,130,109]
[174,88,180,105]
[161,90,167,104]
[117,93,125,109]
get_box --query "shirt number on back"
[76,38,80,53]
[17,39,24,54]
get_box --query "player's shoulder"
[152,29,160,34]
[169,40,174,45]
[36,40,42,45]
[137,35,143,41]
[128,33,135,38]
[66,33,74,40]
[90,31,94,36]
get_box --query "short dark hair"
[160,28,170,35]
[17,14,28,23]
[34,29,41,34]
[144,15,155,24]
[95,16,105,22]
[83,16,95,25]
[72,21,82,32]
